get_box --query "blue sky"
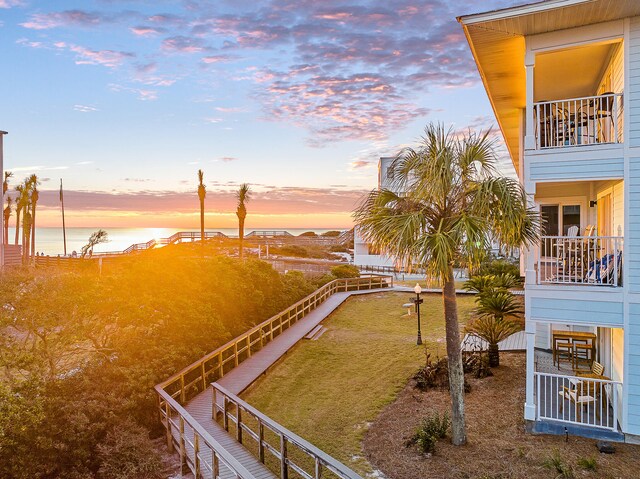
[0,0,519,228]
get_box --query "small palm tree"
[354,123,539,445]
[3,196,12,245]
[197,170,206,244]
[3,171,12,196]
[81,229,109,258]
[236,183,251,259]
[466,291,523,367]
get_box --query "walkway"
[182,287,390,478]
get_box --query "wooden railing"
[159,398,260,479]
[155,275,392,476]
[212,383,362,479]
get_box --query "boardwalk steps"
[155,275,393,479]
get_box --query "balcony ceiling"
[458,0,640,172]
[534,42,619,101]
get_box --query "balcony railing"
[537,236,623,286]
[535,372,621,432]
[534,93,623,149]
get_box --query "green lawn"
[241,291,477,475]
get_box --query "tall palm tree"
[28,174,40,256]
[236,183,251,259]
[21,209,31,264]
[14,184,27,246]
[197,170,206,244]
[3,196,11,245]
[354,123,539,446]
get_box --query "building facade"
[353,157,397,268]
[461,0,640,441]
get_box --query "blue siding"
[530,297,623,326]
[627,159,640,290]
[630,17,640,148]
[529,157,624,181]
[626,305,640,434]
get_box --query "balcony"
[534,93,623,150]
[537,236,623,287]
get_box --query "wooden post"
[223,396,229,431]
[194,433,201,477]
[234,342,239,367]
[180,375,186,404]
[280,435,288,479]
[236,405,243,443]
[258,420,265,463]
[179,417,186,469]
[314,457,321,479]
[201,362,206,391]
[165,402,174,453]
[219,352,224,378]
[213,453,220,478]
[247,336,252,357]
[212,387,217,420]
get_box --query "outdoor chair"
[573,342,593,371]
[554,341,573,369]
[559,380,599,422]
[576,360,605,378]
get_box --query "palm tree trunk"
[443,265,466,445]
[14,208,20,245]
[239,216,245,259]
[31,205,36,256]
[200,198,205,244]
[488,343,500,367]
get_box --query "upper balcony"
[525,39,625,183]
[534,93,623,150]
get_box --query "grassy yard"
[241,291,476,475]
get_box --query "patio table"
[551,330,596,367]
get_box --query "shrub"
[577,457,597,471]
[414,354,471,392]
[321,230,341,237]
[299,231,318,237]
[476,258,520,279]
[406,412,450,455]
[543,450,574,479]
[330,264,360,278]
[97,420,163,479]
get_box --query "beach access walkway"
[155,275,393,479]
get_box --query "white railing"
[537,236,623,286]
[212,384,362,479]
[534,93,623,149]
[535,372,621,432]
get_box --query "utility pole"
[60,178,67,256]
[0,131,7,270]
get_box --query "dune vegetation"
[0,245,330,479]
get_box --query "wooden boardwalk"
[182,287,390,478]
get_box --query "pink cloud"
[130,25,165,36]
[68,44,134,68]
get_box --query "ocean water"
[5,227,342,256]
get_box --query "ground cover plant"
[364,352,640,479]
[0,246,323,478]
[242,291,476,475]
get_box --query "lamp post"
[414,283,423,345]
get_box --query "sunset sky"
[1,0,518,229]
